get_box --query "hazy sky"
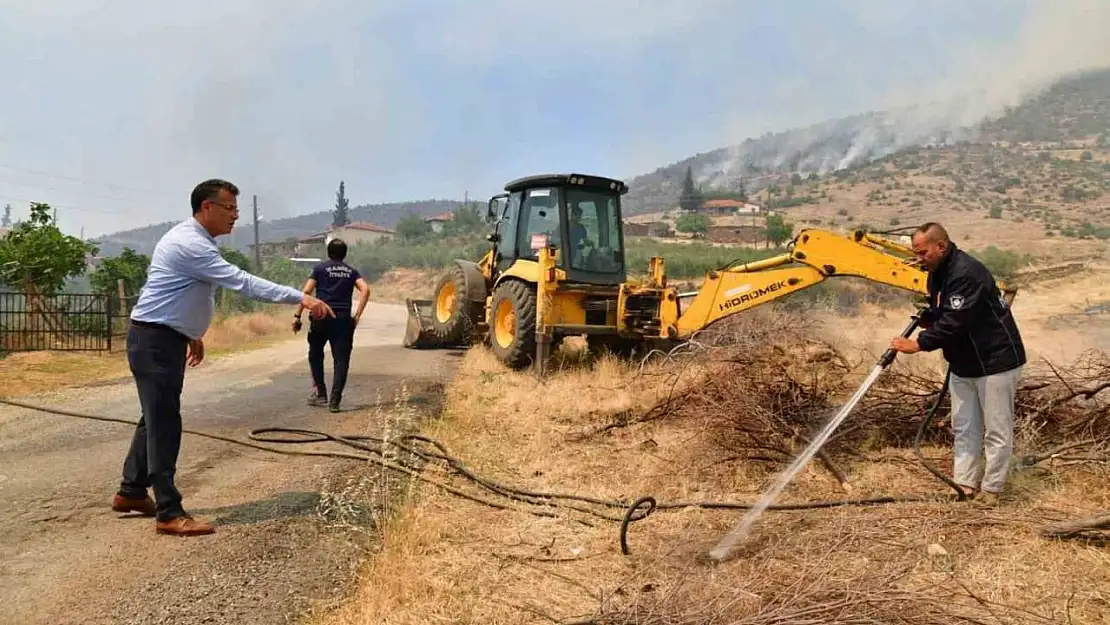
[0,0,1106,239]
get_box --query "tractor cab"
[485,173,628,286]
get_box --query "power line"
[0,193,133,215]
[0,175,174,206]
[0,163,178,197]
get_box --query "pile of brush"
[640,308,1110,467]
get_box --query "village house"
[247,238,299,263]
[688,198,763,216]
[702,214,767,245]
[623,220,673,238]
[294,222,396,258]
[424,211,455,233]
[705,224,764,245]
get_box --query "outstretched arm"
[182,245,334,318]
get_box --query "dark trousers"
[308,311,355,404]
[117,322,189,521]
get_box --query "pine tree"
[679,166,702,212]
[333,181,350,227]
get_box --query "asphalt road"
[0,302,461,625]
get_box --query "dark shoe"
[307,392,327,407]
[328,402,341,413]
[156,515,215,536]
[112,493,156,517]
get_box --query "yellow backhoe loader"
[404,172,1015,371]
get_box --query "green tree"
[220,246,252,270]
[259,256,308,290]
[89,247,150,298]
[764,213,794,247]
[0,202,95,295]
[395,213,432,242]
[679,166,702,212]
[441,203,485,237]
[333,180,350,227]
[215,246,254,310]
[674,212,710,235]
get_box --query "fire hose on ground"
[0,379,962,559]
[0,308,1036,560]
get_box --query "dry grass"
[202,306,294,354]
[0,306,296,398]
[369,268,438,304]
[310,306,1110,625]
[0,350,130,398]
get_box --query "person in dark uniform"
[890,222,1026,506]
[293,238,370,412]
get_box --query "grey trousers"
[949,365,1023,494]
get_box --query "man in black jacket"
[890,222,1026,505]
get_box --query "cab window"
[497,191,523,259]
[517,187,561,259]
[565,189,623,273]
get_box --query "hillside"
[754,140,1110,263]
[89,199,469,257]
[623,68,1110,263]
[623,68,1110,214]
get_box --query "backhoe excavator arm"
[663,228,1013,340]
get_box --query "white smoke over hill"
[644,0,1110,199]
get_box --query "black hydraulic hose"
[0,376,966,556]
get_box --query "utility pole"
[252,194,262,271]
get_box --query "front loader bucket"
[402,298,443,348]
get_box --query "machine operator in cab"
[293,238,370,412]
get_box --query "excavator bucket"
[402,298,442,348]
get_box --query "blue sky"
[0,0,1105,238]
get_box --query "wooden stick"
[1039,512,1110,539]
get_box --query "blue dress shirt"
[129,218,304,340]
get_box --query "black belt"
[129,319,190,342]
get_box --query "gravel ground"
[0,303,461,625]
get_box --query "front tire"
[488,280,537,369]
[432,264,482,344]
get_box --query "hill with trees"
[625,67,1110,264]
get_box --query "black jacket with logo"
[915,242,1026,378]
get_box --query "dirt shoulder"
[0,302,461,625]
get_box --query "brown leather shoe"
[155,515,215,536]
[112,494,157,517]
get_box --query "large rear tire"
[432,264,482,344]
[488,280,537,369]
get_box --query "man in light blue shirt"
[113,178,334,537]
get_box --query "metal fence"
[0,291,127,352]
